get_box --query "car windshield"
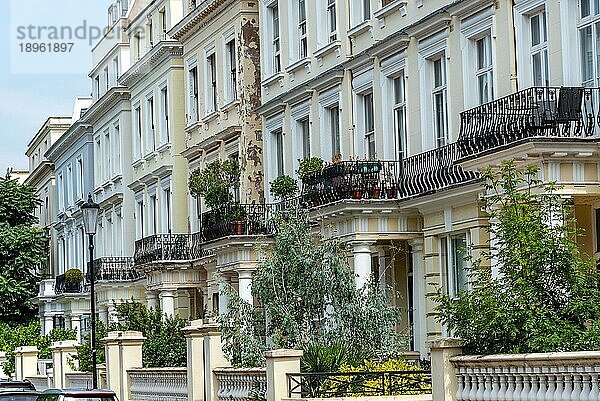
[63,397,115,401]
[0,394,39,401]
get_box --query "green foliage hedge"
[74,300,187,370]
[0,320,76,375]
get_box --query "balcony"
[92,257,140,282]
[134,234,197,266]
[201,203,278,242]
[458,86,599,158]
[299,152,477,209]
[54,273,86,295]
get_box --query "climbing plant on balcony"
[218,208,407,368]
[189,158,240,208]
[0,175,47,324]
[434,160,600,354]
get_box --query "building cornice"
[45,121,93,162]
[24,161,54,187]
[26,118,71,152]
[118,41,183,87]
[170,0,232,42]
[81,87,131,125]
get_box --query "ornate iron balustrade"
[189,231,211,260]
[402,142,479,198]
[55,272,86,295]
[134,234,192,265]
[459,86,600,157]
[287,370,432,398]
[93,257,140,281]
[201,203,277,242]
[300,160,404,207]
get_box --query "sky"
[0,0,112,172]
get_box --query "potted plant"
[270,175,298,200]
[227,202,247,235]
[65,268,83,292]
[296,157,324,184]
[189,158,240,209]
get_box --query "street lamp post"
[81,194,100,389]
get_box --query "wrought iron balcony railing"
[92,257,140,282]
[458,86,600,157]
[54,272,86,295]
[201,203,278,242]
[133,234,194,265]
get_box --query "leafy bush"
[301,341,349,373]
[71,321,106,372]
[65,269,83,284]
[0,320,76,375]
[226,203,247,221]
[270,175,298,200]
[296,157,324,179]
[74,300,188,370]
[219,208,406,367]
[189,159,240,208]
[435,161,600,354]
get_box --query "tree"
[434,160,600,354]
[0,177,46,324]
[73,301,188,370]
[0,320,76,375]
[219,209,406,367]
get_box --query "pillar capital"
[349,241,375,253]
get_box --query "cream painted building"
[26,117,71,335]
[254,0,600,356]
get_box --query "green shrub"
[296,157,324,179]
[74,300,188,370]
[189,159,240,208]
[227,203,247,221]
[301,341,349,373]
[65,269,83,284]
[0,320,76,375]
[270,175,298,200]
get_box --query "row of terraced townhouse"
[25,0,600,355]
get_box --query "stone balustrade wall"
[451,352,600,401]
[128,367,188,401]
[214,367,267,401]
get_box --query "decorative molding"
[118,42,183,87]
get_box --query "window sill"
[285,57,311,74]
[373,0,408,23]
[132,158,144,169]
[202,111,219,124]
[185,120,202,133]
[348,20,372,39]
[156,143,171,154]
[314,40,342,59]
[143,152,158,162]
[261,72,285,88]
[222,99,240,112]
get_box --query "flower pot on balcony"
[370,186,381,199]
[229,221,245,235]
[352,188,363,199]
[386,186,398,199]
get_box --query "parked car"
[36,389,117,401]
[0,382,36,392]
[0,391,40,401]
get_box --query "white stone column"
[265,350,303,401]
[352,242,374,289]
[99,306,109,324]
[147,291,159,310]
[51,340,78,389]
[14,346,38,380]
[108,304,118,323]
[71,314,82,343]
[160,289,175,317]
[218,281,230,315]
[103,331,144,401]
[429,338,463,401]
[237,269,253,305]
[409,238,427,357]
[44,314,54,336]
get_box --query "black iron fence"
[54,272,86,295]
[459,86,600,157]
[287,370,432,398]
[201,203,278,242]
[134,234,195,265]
[92,257,139,281]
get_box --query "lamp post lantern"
[81,193,100,389]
